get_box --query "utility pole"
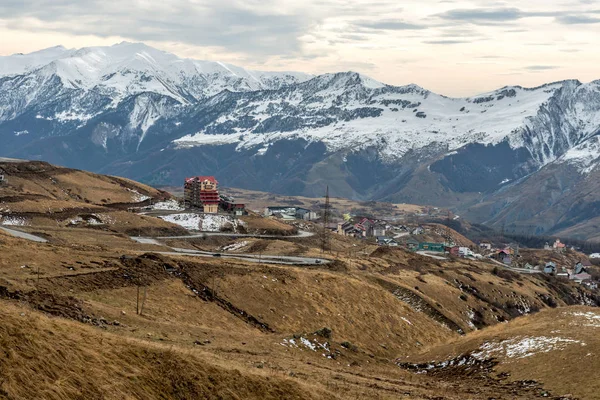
[446,210,451,245]
[321,186,331,253]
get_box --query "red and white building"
[184,176,220,213]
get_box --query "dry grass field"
[1,161,599,399]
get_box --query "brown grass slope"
[0,301,329,400]
[0,160,185,236]
[1,164,599,399]
[403,307,600,400]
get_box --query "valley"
[1,160,599,399]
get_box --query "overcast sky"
[0,0,599,96]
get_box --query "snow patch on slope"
[558,135,600,173]
[0,216,30,226]
[151,199,183,211]
[159,213,244,232]
[472,336,584,360]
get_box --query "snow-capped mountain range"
[1,42,600,239]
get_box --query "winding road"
[0,226,48,243]
[156,230,315,240]
[1,225,329,266]
[130,232,329,265]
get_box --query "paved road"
[489,258,542,274]
[0,227,48,243]
[155,230,314,240]
[0,157,27,163]
[130,237,162,245]
[157,247,328,265]
[416,251,447,260]
[131,234,329,265]
[393,232,410,239]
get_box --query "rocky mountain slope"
[1,43,600,239]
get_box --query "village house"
[478,241,492,251]
[411,226,425,235]
[446,245,460,256]
[494,248,511,261]
[418,242,445,253]
[556,267,569,279]
[571,271,592,283]
[568,262,592,283]
[220,194,246,216]
[372,224,386,237]
[376,237,399,247]
[337,221,361,237]
[295,207,318,221]
[544,262,557,274]
[356,218,374,237]
[405,238,419,251]
[459,247,475,258]
[264,206,318,221]
[553,239,566,253]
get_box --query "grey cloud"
[0,0,315,56]
[435,6,600,28]
[353,19,427,30]
[436,7,525,23]
[525,65,559,71]
[556,15,600,24]
[423,40,472,44]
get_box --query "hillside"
[0,301,327,400]
[402,307,600,399]
[0,158,185,237]
[0,162,599,399]
[1,43,600,239]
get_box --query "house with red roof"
[553,239,566,253]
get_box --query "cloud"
[0,0,316,56]
[436,7,525,23]
[1,0,600,98]
[423,40,472,44]
[353,19,427,30]
[525,65,560,71]
[434,7,572,26]
[556,15,600,24]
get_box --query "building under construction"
[184,176,220,213]
[184,176,246,215]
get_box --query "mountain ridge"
[2,43,600,240]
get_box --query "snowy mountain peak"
[0,43,313,99]
[2,42,600,183]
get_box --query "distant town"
[178,175,599,289]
